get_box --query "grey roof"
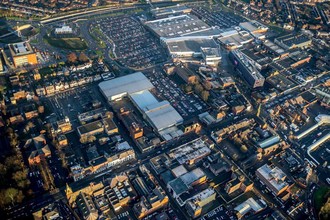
[167,38,218,54]
[180,168,205,186]
[130,90,159,110]
[145,14,210,38]
[99,72,154,100]
[168,178,188,196]
[144,101,183,131]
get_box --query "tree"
[194,83,204,94]
[80,136,88,144]
[0,163,7,176]
[78,52,89,63]
[201,90,210,102]
[87,136,96,143]
[5,155,23,171]
[67,52,77,63]
[12,169,30,188]
[3,188,24,206]
[204,81,212,90]
[240,145,248,153]
[320,197,330,220]
[183,85,192,93]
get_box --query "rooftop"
[77,120,103,136]
[130,90,159,111]
[168,138,211,164]
[168,178,188,195]
[231,50,265,81]
[275,33,311,49]
[180,168,206,186]
[171,165,188,178]
[167,38,218,54]
[201,47,221,58]
[151,5,191,17]
[8,41,34,56]
[144,101,183,131]
[234,197,265,217]
[239,20,269,33]
[99,72,154,101]
[145,14,210,38]
[256,164,289,192]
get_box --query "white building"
[55,25,73,35]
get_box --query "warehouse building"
[99,72,183,140]
[99,72,154,102]
[129,90,183,135]
[145,14,210,39]
[166,38,218,58]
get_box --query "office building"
[256,164,289,195]
[8,41,38,67]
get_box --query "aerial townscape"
[0,0,330,220]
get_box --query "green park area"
[44,35,88,50]
[314,186,330,220]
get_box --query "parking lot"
[93,15,167,69]
[145,69,208,119]
[192,7,246,29]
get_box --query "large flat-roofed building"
[151,5,192,18]
[229,50,265,88]
[166,38,218,58]
[239,21,269,39]
[8,41,38,67]
[129,90,159,112]
[256,164,289,195]
[101,72,183,139]
[145,14,211,40]
[274,33,312,50]
[218,29,254,50]
[129,90,183,133]
[144,101,183,132]
[168,138,211,165]
[99,72,154,101]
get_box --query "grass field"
[44,35,88,50]
[314,186,330,212]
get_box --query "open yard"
[44,36,88,50]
